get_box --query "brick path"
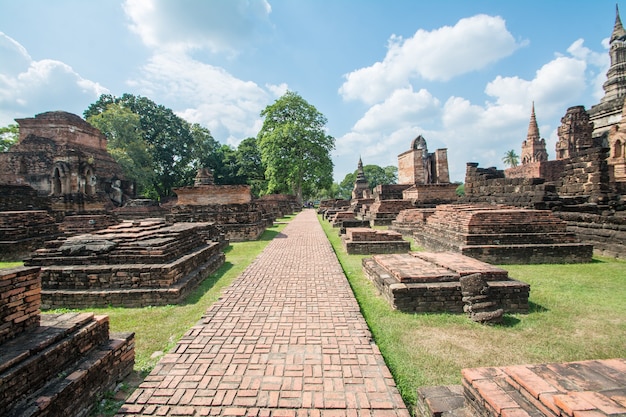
[117,209,410,417]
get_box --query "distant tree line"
[81,91,334,202]
[1,91,409,203]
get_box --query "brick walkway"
[118,209,410,417]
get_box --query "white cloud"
[339,14,523,105]
[335,26,611,183]
[123,0,272,54]
[0,32,108,126]
[128,51,271,143]
[353,87,440,132]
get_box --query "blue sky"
[0,0,619,183]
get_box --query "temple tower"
[589,5,626,139]
[521,103,548,164]
[397,135,450,185]
[556,106,595,160]
[351,157,371,199]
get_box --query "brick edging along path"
[118,209,410,417]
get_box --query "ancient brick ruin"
[0,266,134,416]
[342,227,410,255]
[412,204,592,264]
[25,219,226,308]
[0,111,133,209]
[167,168,266,242]
[417,358,626,417]
[362,136,457,225]
[362,251,529,314]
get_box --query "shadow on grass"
[528,301,549,313]
[181,261,234,306]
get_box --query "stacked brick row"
[463,164,559,209]
[555,211,626,259]
[0,266,40,344]
[364,199,415,226]
[0,210,60,261]
[390,208,435,236]
[0,266,134,417]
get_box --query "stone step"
[0,313,111,412]
[5,332,134,417]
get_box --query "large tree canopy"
[86,102,156,198]
[85,94,215,199]
[257,91,335,202]
[338,164,398,199]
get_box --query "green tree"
[0,124,19,152]
[257,91,335,202]
[236,137,267,197]
[86,103,157,198]
[337,164,398,199]
[502,149,520,168]
[85,94,197,199]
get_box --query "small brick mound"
[330,211,355,227]
[0,266,134,417]
[343,227,411,255]
[413,204,593,264]
[338,219,371,235]
[365,199,415,226]
[390,208,435,237]
[362,251,529,313]
[25,219,226,308]
[417,358,626,417]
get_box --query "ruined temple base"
[416,358,626,417]
[40,248,225,309]
[365,199,415,226]
[362,252,529,313]
[413,204,593,264]
[342,227,411,255]
[26,219,227,308]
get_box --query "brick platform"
[25,219,226,308]
[417,359,626,417]
[117,209,409,417]
[412,204,593,264]
[342,228,411,255]
[362,252,529,313]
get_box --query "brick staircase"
[417,359,626,417]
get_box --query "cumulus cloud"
[0,32,108,126]
[128,51,271,144]
[123,0,272,53]
[339,14,523,105]
[335,21,610,183]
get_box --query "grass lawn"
[318,215,626,409]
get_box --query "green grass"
[0,261,24,268]
[45,216,294,376]
[318,215,626,410]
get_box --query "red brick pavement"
[117,209,410,417]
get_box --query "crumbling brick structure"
[412,204,593,264]
[167,168,266,241]
[25,219,226,308]
[0,111,133,210]
[362,251,529,313]
[0,266,134,416]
